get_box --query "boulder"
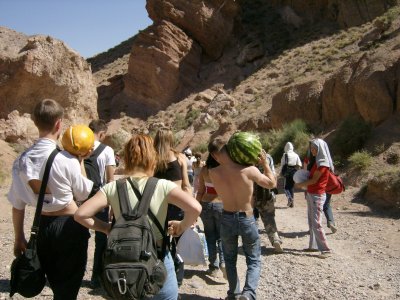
[0,111,37,147]
[0,27,98,124]
[365,169,400,210]
[146,0,239,59]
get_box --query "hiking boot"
[328,222,337,234]
[220,263,228,280]
[318,251,333,259]
[287,200,294,208]
[238,295,251,300]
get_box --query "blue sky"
[0,0,152,58]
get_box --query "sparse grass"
[332,116,372,159]
[200,119,219,131]
[192,142,208,154]
[373,143,386,155]
[173,109,201,131]
[173,114,187,131]
[348,151,372,170]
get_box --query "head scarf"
[310,138,334,172]
[284,142,294,153]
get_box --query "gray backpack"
[102,177,167,299]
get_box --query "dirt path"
[1,187,399,300]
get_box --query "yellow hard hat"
[61,125,95,156]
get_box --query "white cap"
[185,149,192,155]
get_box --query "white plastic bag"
[176,227,208,266]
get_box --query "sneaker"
[238,295,251,300]
[329,223,338,234]
[287,200,294,208]
[318,251,333,259]
[220,263,228,280]
[273,240,284,253]
[208,267,219,278]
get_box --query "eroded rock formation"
[0,27,98,126]
[116,0,240,117]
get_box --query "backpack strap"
[127,177,169,258]
[90,143,106,159]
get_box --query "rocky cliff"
[0,27,98,143]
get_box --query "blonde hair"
[124,134,156,174]
[154,128,178,173]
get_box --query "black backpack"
[84,143,106,198]
[102,177,168,300]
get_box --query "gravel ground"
[1,186,399,300]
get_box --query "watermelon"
[227,132,262,165]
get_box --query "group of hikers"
[8,98,337,300]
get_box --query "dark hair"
[207,138,225,154]
[33,99,64,131]
[205,153,219,169]
[88,119,108,134]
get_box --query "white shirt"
[281,152,302,167]
[93,140,116,184]
[8,138,93,212]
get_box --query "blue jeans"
[200,202,224,269]
[221,212,261,300]
[323,193,335,226]
[284,175,295,201]
[148,251,178,300]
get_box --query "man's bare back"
[210,147,276,212]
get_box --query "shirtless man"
[208,139,276,300]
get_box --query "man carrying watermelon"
[209,132,277,300]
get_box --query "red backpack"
[326,172,345,194]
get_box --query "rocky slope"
[0,1,399,210]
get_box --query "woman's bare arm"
[166,187,201,237]
[74,190,112,235]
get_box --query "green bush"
[348,151,372,170]
[173,109,201,131]
[332,116,372,158]
[192,142,208,154]
[259,119,310,163]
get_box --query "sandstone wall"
[117,0,239,117]
[123,20,201,114]
[269,41,400,128]
[146,0,239,59]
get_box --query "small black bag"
[10,148,59,298]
